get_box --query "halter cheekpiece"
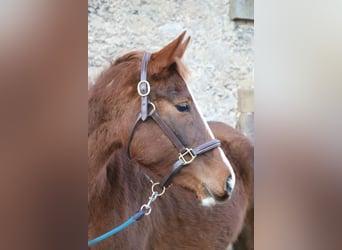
[127,52,221,188]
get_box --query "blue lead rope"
[88,182,165,247]
[88,210,145,247]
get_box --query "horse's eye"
[175,103,190,112]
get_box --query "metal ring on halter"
[148,102,156,116]
[140,204,152,215]
[137,80,150,97]
[151,182,166,196]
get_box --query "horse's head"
[108,32,236,206]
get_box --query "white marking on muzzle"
[185,84,236,193]
[201,197,216,207]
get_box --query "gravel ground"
[88,0,254,126]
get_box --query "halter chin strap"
[127,52,221,188]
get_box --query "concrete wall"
[88,0,254,127]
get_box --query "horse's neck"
[88,151,154,228]
[108,153,153,212]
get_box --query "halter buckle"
[137,80,151,97]
[179,148,196,165]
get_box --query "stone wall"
[88,0,254,127]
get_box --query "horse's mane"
[88,51,141,136]
[113,51,142,66]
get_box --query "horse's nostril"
[226,176,234,195]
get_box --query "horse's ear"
[149,31,191,76]
[174,35,191,59]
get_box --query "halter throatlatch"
[127,52,221,188]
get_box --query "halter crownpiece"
[127,52,221,188]
[138,52,152,120]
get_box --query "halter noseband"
[127,52,221,188]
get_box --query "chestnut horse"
[88,32,253,249]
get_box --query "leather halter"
[127,52,221,188]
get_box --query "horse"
[88,31,253,250]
